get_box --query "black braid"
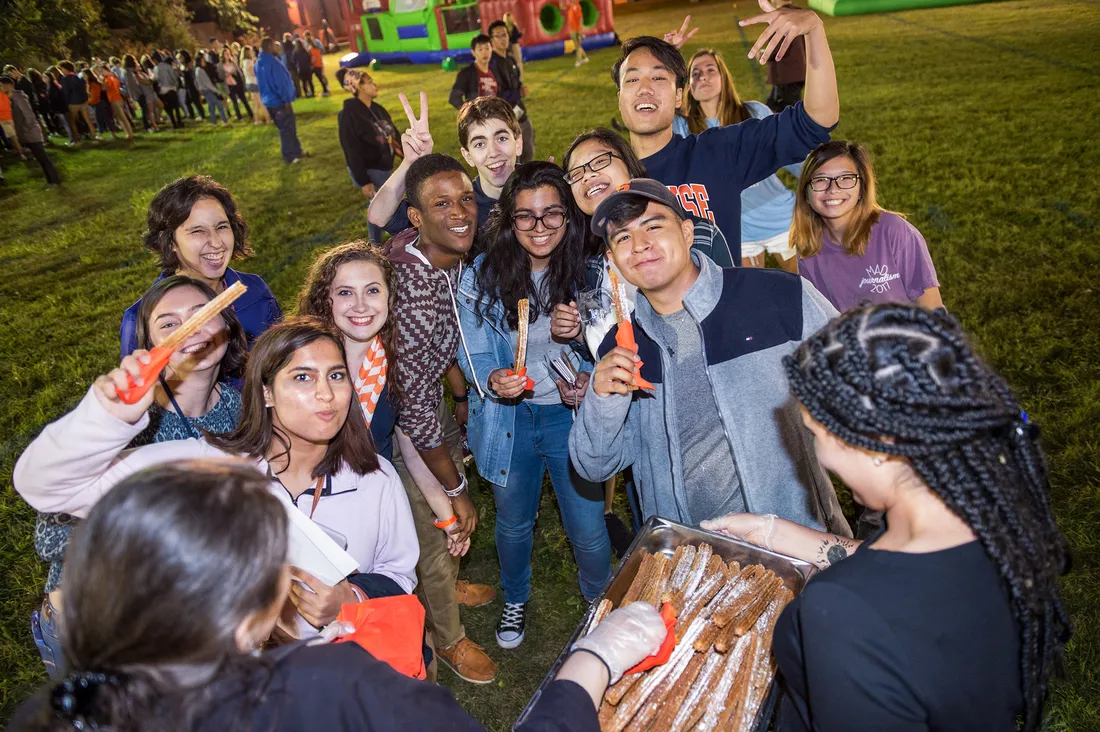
[784,303,1071,730]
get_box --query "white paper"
[270,486,359,586]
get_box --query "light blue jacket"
[456,255,593,486]
[674,101,803,243]
[569,251,850,535]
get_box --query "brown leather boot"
[436,637,497,684]
[455,580,496,608]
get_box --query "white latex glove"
[572,602,667,684]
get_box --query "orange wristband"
[434,515,458,530]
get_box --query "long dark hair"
[13,462,287,732]
[143,175,252,273]
[206,317,380,478]
[562,127,647,180]
[476,162,588,330]
[135,275,248,383]
[785,303,1070,731]
[295,241,404,407]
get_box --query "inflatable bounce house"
[341,0,616,67]
[808,0,998,15]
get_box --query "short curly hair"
[143,176,252,273]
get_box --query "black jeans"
[26,142,60,185]
[311,67,328,94]
[227,84,253,119]
[766,82,805,113]
[159,92,184,128]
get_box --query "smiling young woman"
[792,140,944,313]
[120,175,283,360]
[457,162,611,651]
[15,317,418,644]
[30,274,248,679]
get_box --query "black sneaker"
[495,602,527,649]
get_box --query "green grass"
[1,0,1098,728]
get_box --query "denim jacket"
[456,255,593,487]
[569,251,850,534]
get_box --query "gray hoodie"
[569,251,850,535]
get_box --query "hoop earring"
[872,456,884,467]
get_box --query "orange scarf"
[354,336,388,425]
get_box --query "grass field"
[1,0,1098,728]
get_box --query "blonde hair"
[791,140,897,258]
[684,49,749,134]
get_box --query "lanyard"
[160,376,204,440]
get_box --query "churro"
[515,298,530,370]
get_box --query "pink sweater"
[14,388,420,635]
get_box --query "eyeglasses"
[807,173,861,192]
[564,152,620,185]
[512,211,566,231]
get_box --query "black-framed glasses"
[564,152,620,185]
[807,173,860,192]
[512,211,566,231]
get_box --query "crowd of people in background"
[4,1,1074,731]
[0,31,331,185]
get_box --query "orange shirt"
[0,93,11,122]
[103,73,123,102]
[87,80,102,106]
[310,45,323,69]
[567,2,583,32]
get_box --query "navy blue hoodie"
[643,101,832,266]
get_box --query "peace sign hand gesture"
[740,4,822,64]
[664,15,700,50]
[398,91,434,163]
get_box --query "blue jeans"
[493,402,611,603]
[268,104,302,163]
[31,598,63,680]
[202,90,228,124]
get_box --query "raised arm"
[367,92,433,229]
[740,2,838,127]
[13,352,212,517]
[701,513,861,569]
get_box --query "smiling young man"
[568,179,850,536]
[611,5,839,266]
[383,153,498,684]
[367,95,522,250]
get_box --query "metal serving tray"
[515,516,817,731]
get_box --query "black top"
[448,63,503,109]
[772,540,1022,731]
[338,97,398,184]
[196,643,597,732]
[489,52,524,110]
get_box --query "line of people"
[9,3,1070,732]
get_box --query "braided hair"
[784,303,1070,730]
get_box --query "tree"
[0,0,107,64]
[102,0,195,50]
[204,0,260,33]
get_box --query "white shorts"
[741,230,796,260]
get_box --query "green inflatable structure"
[808,0,998,16]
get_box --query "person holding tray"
[14,317,419,642]
[702,303,1070,731]
[569,179,849,535]
[30,274,249,679]
[120,175,283,359]
[456,162,611,650]
[9,463,667,732]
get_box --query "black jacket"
[338,98,398,184]
[489,52,524,112]
[60,73,87,106]
[448,63,503,109]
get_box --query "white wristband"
[761,514,778,552]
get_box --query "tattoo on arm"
[816,537,858,568]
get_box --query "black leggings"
[311,68,328,94]
[158,92,184,128]
[227,84,253,119]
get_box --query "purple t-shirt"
[798,212,939,313]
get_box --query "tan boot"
[436,637,497,684]
[455,580,496,608]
